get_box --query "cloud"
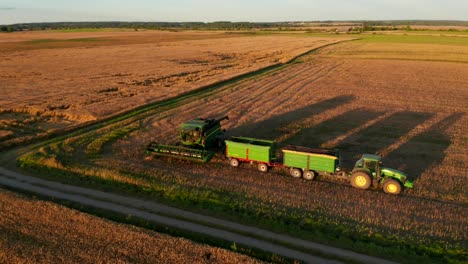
[0,7,16,10]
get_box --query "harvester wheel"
[290,168,302,178]
[230,158,240,167]
[383,179,402,195]
[350,171,371,190]
[257,163,269,172]
[303,170,316,180]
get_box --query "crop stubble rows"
[0,32,343,148]
[112,55,468,243]
[13,33,468,261]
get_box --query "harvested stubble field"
[0,188,261,264]
[12,32,468,263]
[0,30,345,148]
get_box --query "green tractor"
[147,116,228,162]
[350,154,413,195]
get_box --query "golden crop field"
[0,188,261,264]
[0,30,346,148]
[4,30,468,263]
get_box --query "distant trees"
[0,26,13,32]
[2,20,468,32]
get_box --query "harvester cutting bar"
[146,142,214,162]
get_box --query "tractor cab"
[353,154,382,178]
[351,154,413,194]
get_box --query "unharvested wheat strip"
[320,110,396,149]
[378,113,447,158]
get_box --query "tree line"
[2,20,467,33]
[0,21,284,32]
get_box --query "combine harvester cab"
[146,116,228,162]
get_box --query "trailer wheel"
[230,158,239,167]
[257,163,269,172]
[383,179,401,195]
[350,171,371,190]
[290,168,302,178]
[303,170,316,180]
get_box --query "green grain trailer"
[225,136,277,172]
[282,145,341,180]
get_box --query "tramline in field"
[147,116,414,195]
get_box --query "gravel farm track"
[0,167,395,264]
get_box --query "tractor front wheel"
[230,158,239,167]
[258,163,269,172]
[350,171,371,190]
[383,179,402,195]
[290,168,302,178]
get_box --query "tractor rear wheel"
[383,179,402,195]
[257,163,269,172]
[230,158,239,167]
[290,168,302,178]
[350,171,371,190]
[303,170,316,180]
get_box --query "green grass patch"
[86,125,138,155]
[26,38,56,44]
[357,34,468,45]
[26,37,104,45]
[65,37,102,42]
[55,28,133,33]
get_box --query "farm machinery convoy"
[147,116,414,195]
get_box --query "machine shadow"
[334,111,434,169]
[384,113,463,182]
[283,108,384,148]
[229,95,355,140]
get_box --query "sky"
[0,0,467,25]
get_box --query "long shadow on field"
[334,111,434,169]
[384,113,463,182]
[229,95,355,140]
[283,108,384,148]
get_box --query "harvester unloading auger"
[146,116,229,162]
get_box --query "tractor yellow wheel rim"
[387,183,398,193]
[355,176,367,187]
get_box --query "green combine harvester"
[146,116,228,162]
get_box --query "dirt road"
[0,167,397,264]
